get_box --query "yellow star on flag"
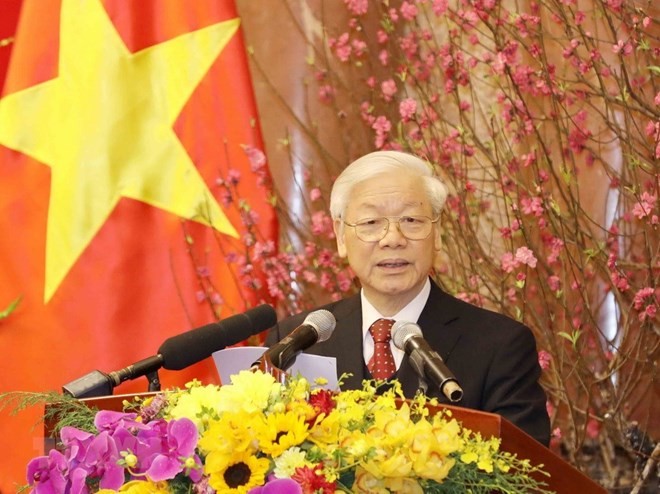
[0,0,239,302]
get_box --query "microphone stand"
[408,351,429,395]
[63,368,162,398]
[62,370,114,398]
[252,353,289,384]
[146,371,161,392]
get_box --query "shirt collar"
[361,277,431,336]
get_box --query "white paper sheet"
[212,346,339,390]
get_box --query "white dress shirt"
[361,278,431,369]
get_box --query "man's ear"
[334,219,347,258]
[433,222,442,252]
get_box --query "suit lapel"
[398,281,465,400]
[316,295,366,390]
[314,282,465,399]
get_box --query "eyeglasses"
[343,215,439,242]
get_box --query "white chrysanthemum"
[272,447,313,478]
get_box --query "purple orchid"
[26,449,68,494]
[142,417,202,481]
[27,429,125,494]
[27,410,202,491]
[249,477,303,494]
[59,426,95,466]
[64,429,124,491]
[94,410,149,433]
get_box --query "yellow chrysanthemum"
[216,370,281,415]
[198,410,258,456]
[254,410,309,456]
[205,450,270,494]
[167,383,223,431]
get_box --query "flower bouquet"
[27,371,551,493]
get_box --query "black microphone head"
[391,320,422,350]
[158,304,277,370]
[303,309,336,342]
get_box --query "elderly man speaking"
[266,151,550,446]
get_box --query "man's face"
[334,172,441,310]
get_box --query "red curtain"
[0,0,276,490]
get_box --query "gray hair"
[329,150,449,220]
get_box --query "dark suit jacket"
[265,280,551,446]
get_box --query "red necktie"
[367,318,396,380]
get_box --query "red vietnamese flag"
[0,0,276,489]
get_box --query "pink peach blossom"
[515,246,538,268]
[632,192,657,219]
[381,79,398,101]
[538,350,552,370]
[310,188,322,202]
[344,0,368,15]
[500,252,517,273]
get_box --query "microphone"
[158,303,277,370]
[253,309,336,370]
[391,321,463,402]
[63,304,277,398]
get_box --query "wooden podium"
[44,393,606,494]
[430,403,607,494]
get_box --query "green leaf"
[0,296,22,320]
[558,330,581,348]
[549,198,561,216]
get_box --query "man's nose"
[380,219,406,243]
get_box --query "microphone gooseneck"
[107,355,164,387]
[391,320,464,402]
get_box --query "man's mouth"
[377,260,409,268]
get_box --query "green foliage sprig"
[0,390,97,437]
